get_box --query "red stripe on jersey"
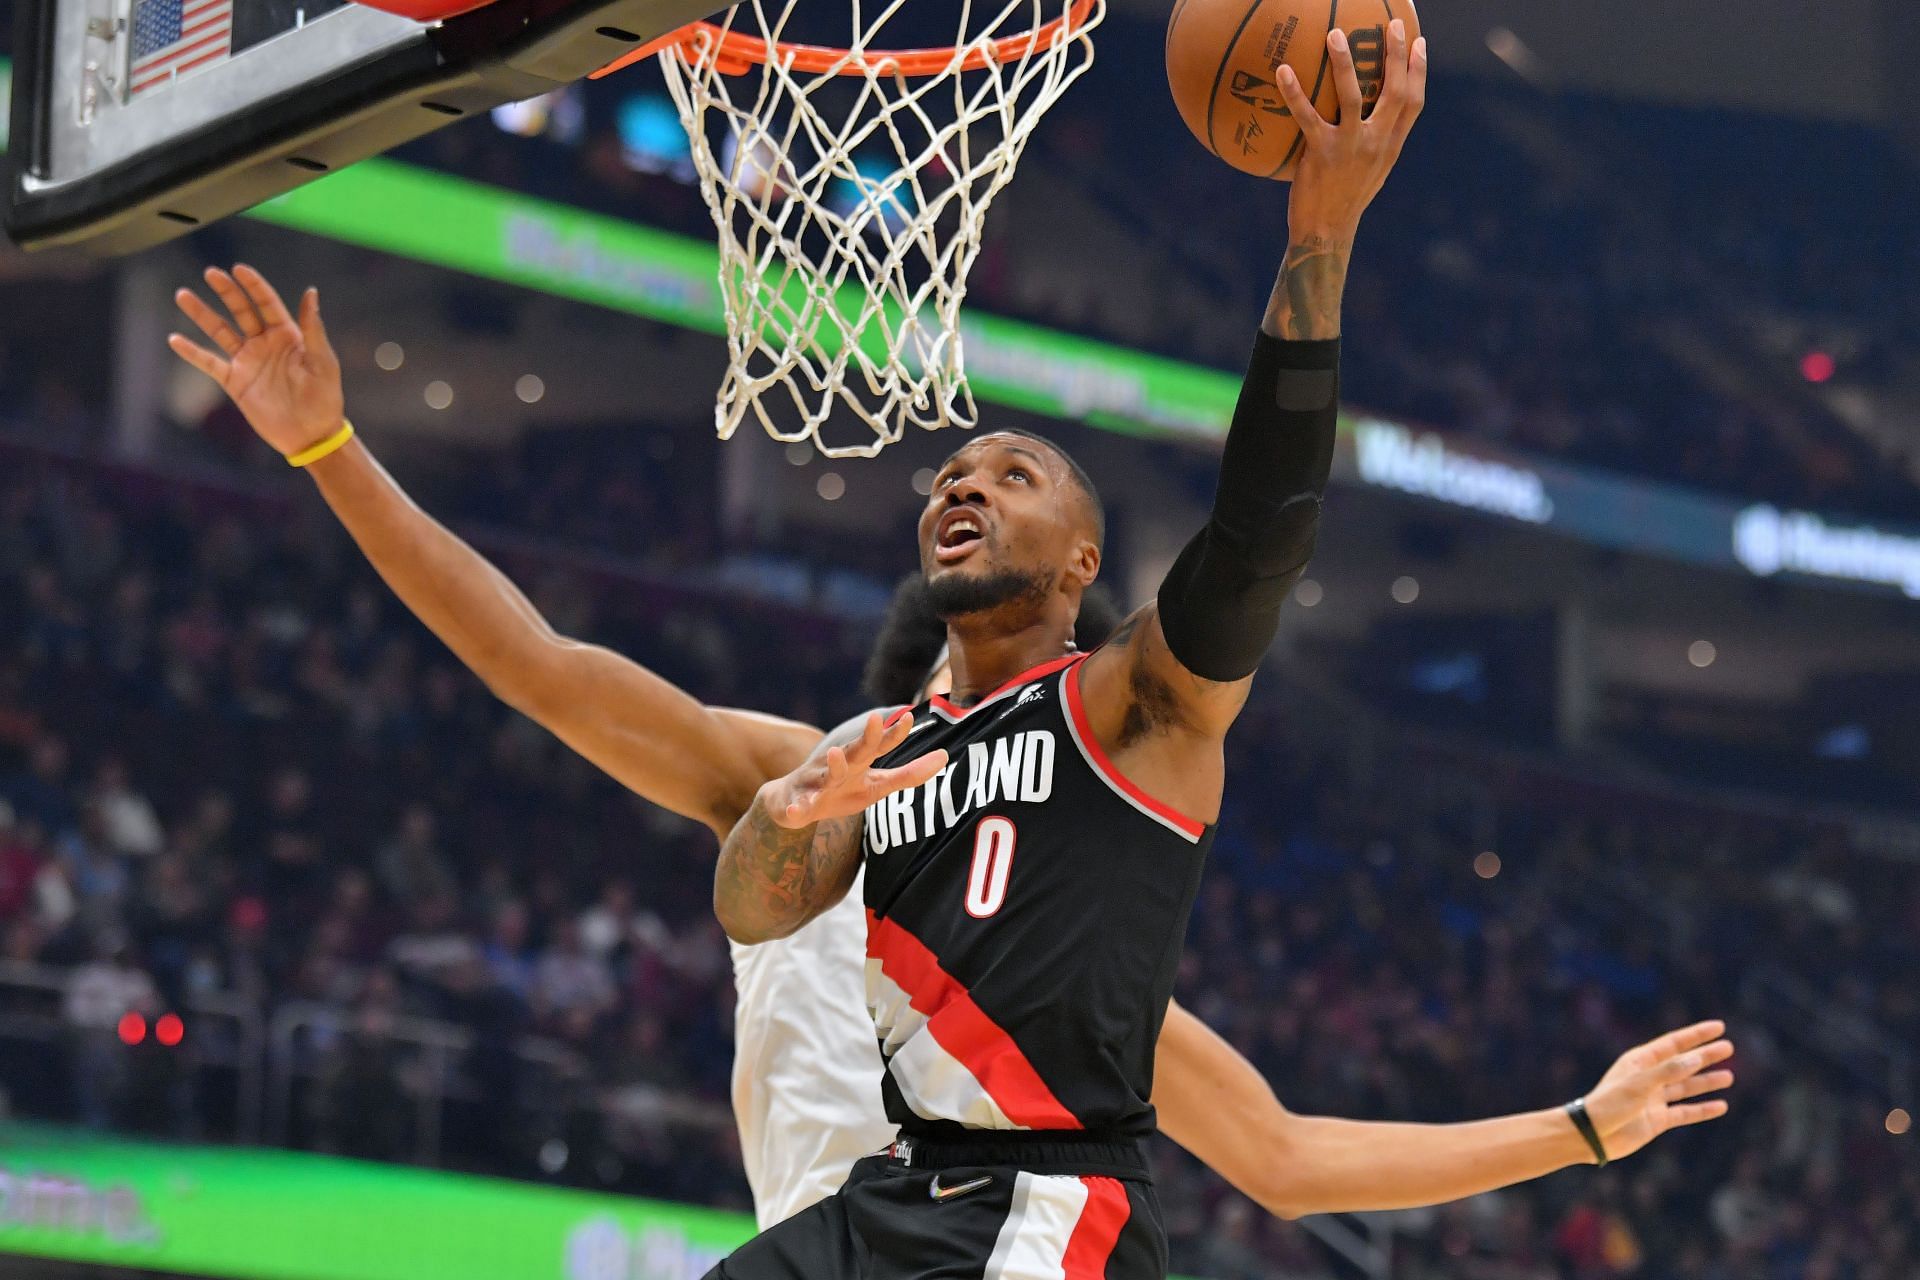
[928,652,1082,720]
[867,910,1081,1129]
[1062,1177,1132,1277]
[1062,660,1207,840]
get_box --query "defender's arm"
[1154,1004,1733,1219]
[168,265,818,840]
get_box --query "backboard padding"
[5,0,725,254]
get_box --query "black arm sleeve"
[1155,332,1340,682]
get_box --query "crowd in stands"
[2,438,1915,1279]
[377,14,1920,523]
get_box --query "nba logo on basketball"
[1227,70,1290,116]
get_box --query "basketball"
[1165,0,1420,178]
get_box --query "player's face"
[917,436,1087,605]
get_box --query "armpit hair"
[1112,612,1187,748]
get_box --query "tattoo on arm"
[1262,234,1351,341]
[714,797,862,943]
[714,714,874,943]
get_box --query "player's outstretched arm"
[168,264,818,840]
[1078,24,1425,805]
[1154,1005,1732,1219]
[717,710,946,944]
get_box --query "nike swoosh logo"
[929,1173,994,1202]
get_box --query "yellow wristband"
[287,420,355,469]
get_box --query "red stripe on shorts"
[1061,1176,1131,1278]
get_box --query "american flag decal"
[128,0,233,96]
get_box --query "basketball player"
[695,22,1729,1279]
[166,24,1731,1263]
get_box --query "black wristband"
[1565,1096,1609,1167]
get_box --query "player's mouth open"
[934,512,987,563]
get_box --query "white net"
[656,0,1102,458]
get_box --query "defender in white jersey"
[168,259,1740,1239]
[729,882,885,1227]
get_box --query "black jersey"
[859,652,1215,1139]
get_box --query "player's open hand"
[1274,18,1425,239]
[765,710,947,830]
[168,264,346,461]
[1577,1019,1735,1162]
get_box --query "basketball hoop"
[597,0,1103,457]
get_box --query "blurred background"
[1,0,1918,1277]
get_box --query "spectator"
[56,803,131,925]
[131,851,212,1000]
[1708,1151,1774,1250]
[578,878,652,961]
[387,891,482,999]
[374,804,457,906]
[481,899,536,1001]
[62,933,159,1128]
[87,757,165,859]
[0,801,42,919]
[3,736,78,838]
[531,919,617,1034]
[307,968,414,1161]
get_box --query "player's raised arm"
[167,264,818,840]
[716,710,946,944]
[1154,1005,1734,1219]
[1079,23,1425,778]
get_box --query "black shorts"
[706,1133,1168,1280]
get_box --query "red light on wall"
[156,1013,185,1047]
[116,1012,147,1045]
[1800,351,1836,383]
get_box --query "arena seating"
[2,439,1913,1279]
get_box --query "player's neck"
[941,617,1075,707]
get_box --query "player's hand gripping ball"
[1166,0,1420,177]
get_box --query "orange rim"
[592,0,1095,81]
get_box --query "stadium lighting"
[817,473,846,502]
[374,342,405,371]
[1474,851,1502,879]
[1485,27,1546,84]
[1689,640,1718,668]
[912,468,936,496]
[157,1013,186,1046]
[1888,1109,1912,1136]
[515,375,546,404]
[424,381,454,410]
[1294,579,1323,608]
[117,1012,147,1045]
[786,443,813,467]
[1391,575,1420,604]
[1800,351,1836,384]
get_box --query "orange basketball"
[1165,0,1418,179]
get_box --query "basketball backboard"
[5,0,722,255]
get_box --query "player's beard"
[925,565,1051,620]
